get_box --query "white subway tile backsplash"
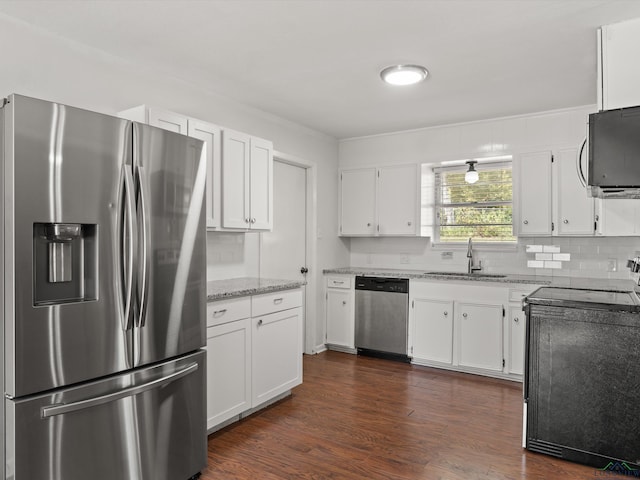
[348,236,640,279]
[527,260,545,268]
[542,245,561,253]
[535,253,553,261]
[544,260,562,269]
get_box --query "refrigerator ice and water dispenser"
[33,222,98,305]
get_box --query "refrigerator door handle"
[40,362,198,418]
[116,165,137,331]
[136,165,151,328]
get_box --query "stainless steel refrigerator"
[0,94,207,480]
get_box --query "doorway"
[260,154,317,355]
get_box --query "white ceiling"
[1,0,640,139]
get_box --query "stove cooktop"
[525,287,640,313]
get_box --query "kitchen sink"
[423,272,507,279]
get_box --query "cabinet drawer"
[207,297,251,327]
[252,289,303,317]
[326,276,352,289]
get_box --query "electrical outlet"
[400,254,410,264]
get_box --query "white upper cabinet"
[221,129,273,231]
[188,120,222,229]
[339,164,418,236]
[118,105,273,233]
[598,18,640,110]
[377,164,418,235]
[340,168,376,235]
[516,149,594,237]
[249,137,274,230]
[553,148,594,236]
[148,109,188,133]
[517,151,552,236]
[596,199,640,236]
[118,105,222,230]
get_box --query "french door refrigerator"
[0,94,207,480]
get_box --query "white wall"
[339,105,640,280]
[0,14,349,351]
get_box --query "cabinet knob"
[367,223,371,227]
[443,311,448,316]
[251,218,256,224]
[514,317,520,323]
[407,221,412,226]
[523,220,529,225]
[563,219,569,224]
[257,319,263,326]
[245,218,250,223]
[342,300,347,305]
[462,312,468,318]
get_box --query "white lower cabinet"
[507,306,525,375]
[412,299,454,365]
[206,318,251,430]
[410,280,518,380]
[506,285,542,376]
[252,307,303,406]
[205,289,303,431]
[457,303,503,372]
[325,275,355,351]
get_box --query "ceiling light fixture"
[465,160,479,184]
[380,64,428,86]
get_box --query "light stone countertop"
[207,277,305,302]
[322,267,638,292]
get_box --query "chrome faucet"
[467,238,482,274]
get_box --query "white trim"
[272,150,319,356]
[339,104,596,143]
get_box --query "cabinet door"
[596,198,640,236]
[600,19,640,110]
[554,148,594,236]
[147,108,188,133]
[188,120,221,229]
[206,319,251,429]
[252,307,302,407]
[377,164,418,235]
[457,303,503,372]
[517,151,552,236]
[326,289,354,348]
[249,137,273,230]
[508,306,525,376]
[222,129,250,229]
[340,168,376,236]
[412,299,454,364]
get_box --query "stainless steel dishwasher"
[354,276,409,362]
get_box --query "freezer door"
[4,95,133,397]
[6,350,206,480]
[133,123,206,367]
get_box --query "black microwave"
[588,105,640,190]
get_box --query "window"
[433,160,515,244]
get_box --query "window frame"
[432,160,515,246]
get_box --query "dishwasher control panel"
[355,276,409,293]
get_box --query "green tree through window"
[435,162,515,243]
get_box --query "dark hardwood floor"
[201,351,597,479]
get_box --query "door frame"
[266,151,318,355]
